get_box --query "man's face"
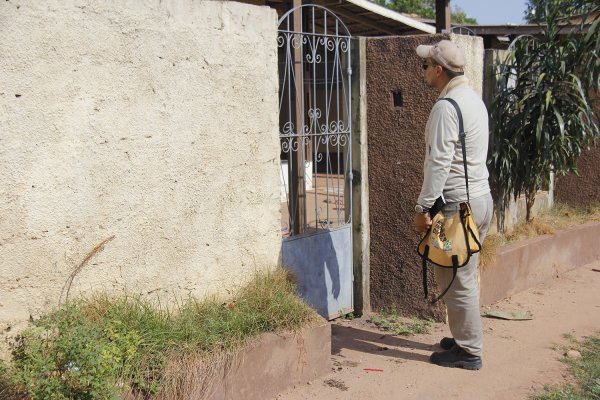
[422,58,441,87]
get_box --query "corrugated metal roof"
[252,0,436,36]
[343,0,435,34]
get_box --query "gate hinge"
[351,169,360,186]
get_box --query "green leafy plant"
[342,312,355,320]
[0,359,19,399]
[525,0,597,23]
[489,1,599,229]
[8,305,138,399]
[1,268,316,398]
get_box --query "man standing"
[414,40,493,370]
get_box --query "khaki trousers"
[434,192,493,357]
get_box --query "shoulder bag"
[416,97,482,304]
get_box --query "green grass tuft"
[532,333,600,400]
[369,307,434,336]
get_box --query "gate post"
[290,3,306,235]
[351,37,370,315]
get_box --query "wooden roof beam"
[436,0,451,33]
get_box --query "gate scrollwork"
[277,5,352,237]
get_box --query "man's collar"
[438,76,469,99]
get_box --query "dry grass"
[479,234,505,269]
[537,202,600,229]
[123,351,235,400]
[479,202,600,269]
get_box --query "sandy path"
[277,261,600,400]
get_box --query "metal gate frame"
[277,5,354,319]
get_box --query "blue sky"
[451,0,528,25]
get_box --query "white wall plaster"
[451,33,484,97]
[0,0,281,345]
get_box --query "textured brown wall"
[366,34,447,320]
[555,145,600,208]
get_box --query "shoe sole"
[436,360,482,370]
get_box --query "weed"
[342,312,355,320]
[370,308,434,336]
[1,267,317,398]
[531,333,600,400]
[0,360,20,399]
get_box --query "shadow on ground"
[331,324,433,364]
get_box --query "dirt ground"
[276,260,600,400]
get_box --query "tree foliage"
[525,0,598,23]
[451,7,477,25]
[371,0,477,24]
[489,2,600,227]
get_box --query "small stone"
[565,350,582,359]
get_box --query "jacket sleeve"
[417,101,459,208]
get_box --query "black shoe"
[439,337,456,350]
[430,346,482,370]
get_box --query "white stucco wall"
[0,0,281,335]
[450,33,484,96]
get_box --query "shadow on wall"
[282,230,346,319]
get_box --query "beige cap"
[416,40,465,73]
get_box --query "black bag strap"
[422,249,459,304]
[439,97,470,203]
[431,257,458,305]
[422,245,430,299]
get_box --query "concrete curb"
[206,321,331,400]
[480,221,600,306]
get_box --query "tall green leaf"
[489,1,600,228]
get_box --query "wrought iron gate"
[278,5,353,320]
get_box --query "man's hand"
[414,212,432,233]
